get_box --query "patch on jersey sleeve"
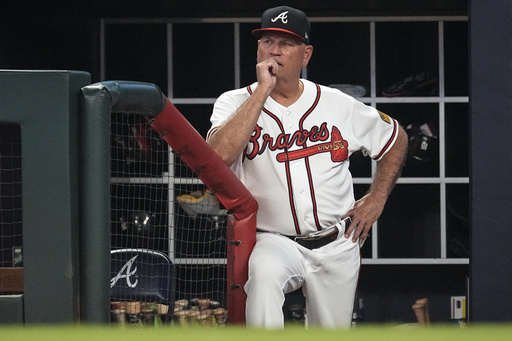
[377,110,391,124]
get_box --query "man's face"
[257,31,313,78]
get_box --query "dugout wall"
[0,70,101,324]
[469,0,512,322]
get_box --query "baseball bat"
[125,301,141,314]
[110,302,127,325]
[213,307,227,325]
[197,298,211,310]
[125,301,143,326]
[174,310,189,325]
[197,309,214,325]
[174,299,189,313]
[412,298,430,326]
[155,303,169,315]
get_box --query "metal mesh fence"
[109,113,227,326]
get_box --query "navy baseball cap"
[252,6,311,45]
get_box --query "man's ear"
[303,45,313,67]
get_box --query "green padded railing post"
[80,85,114,324]
[80,81,166,324]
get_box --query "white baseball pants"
[244,230,361,329]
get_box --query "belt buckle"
[294,226,339,250]
[294,217,352,250]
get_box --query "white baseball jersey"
[208,79,399,237]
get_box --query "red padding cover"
[150,98,257,324]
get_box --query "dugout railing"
[82,80,257,325]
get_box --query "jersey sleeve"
[350,101,400,161]
[206,88,250,176]
[207,89,246,142]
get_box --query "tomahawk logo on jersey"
[275,126,349,162]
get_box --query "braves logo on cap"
[271,11,289,24]
[252,6,311,45]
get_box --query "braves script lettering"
[110,255,138,288]
[246,122,330,160]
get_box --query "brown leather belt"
[257,217,351,250]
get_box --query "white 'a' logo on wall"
[271,11,289,24]
[110,255,138,288]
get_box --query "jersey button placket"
[285,111,292,129]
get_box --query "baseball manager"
[207,6,408,328]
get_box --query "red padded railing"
[150,98,257,325]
